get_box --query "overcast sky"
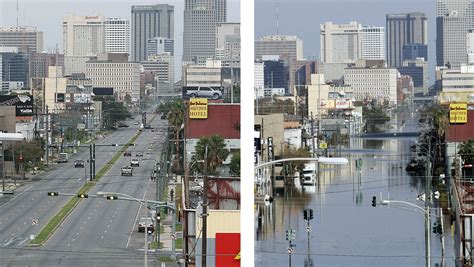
[255,0,437,81]
[0,0,240,79]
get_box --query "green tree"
[229,151,240,176]
[190,135,230,175]
[124,94,132,106]
[166,99,185,171]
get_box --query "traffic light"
[106,195,118,200]
[309,209,314,220]
[372,196,376,207]
[157,215,161,224]
[77,194,88,198]
[433,222,442,234]
[285,230,290,240]
[303,209,308,220]
[47,192,59,196]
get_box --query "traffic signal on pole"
[285,230,290,240]
[77,194,88,198]
[106,195,118,200]
[372,196,376,207]
[303,209,308,220]
[309,209,314,220]
[47,192,59,196]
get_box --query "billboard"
[93,87,114,96]
[189,98,208,119]
[450,103,467,124]
[215,233,240,267]
[74,93,91,104]
[335,99,352,109]
[0,95,33,117]
[320,99,335,109]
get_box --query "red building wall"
[185,103,240,139]
[446,110,474,142]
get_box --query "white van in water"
[58,153,69,163]
[301,163,316,185]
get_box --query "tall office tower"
[437,0,474,28]
[398,58,429,95]
[183,0,225,62]
[0,27,43,54]
[467,29,474,63]
[141,53,174,91]
[437,11,467,68]
[63,15,105,75]
[386,12,428,67]
[263,58,289,92]
[320,21,362,64]
[255,35,303,65]
[104,18,130,54]
[146,37,174,57]
[215,23,240,66]
[131,5,174,62]
[402,43,428,61]
[29,52,64,89]
[0,47,29,90]
[361,26,386,60]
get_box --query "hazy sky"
[255,0,437,81]
[0,0,240,78]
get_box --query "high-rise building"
[146,37,174,57]
[104,18,130,54]
[386,12,428,67]
[402,43,428,61]
[320,21,362,64]
[0,27,43,54]
[140,53,174,91]
[85,53,140,101]
[215,23,240,65]
[131,5,174,62]
[254,62,264,98]
[183,0,225,62]
[437,11,467,68]
[255,35,303,65]
[437,0,473,28]
[397,58,429,95]
[63,15,105,75]
[29,52,64,88]
[360,26,386,60]
[182,59,222,87]
[263,58,289,92]
[0,47,29,90]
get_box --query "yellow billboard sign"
[449,103,467,123]
[189,98,208,119]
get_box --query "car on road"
[58,153,68,163]
[123,151,132,157]
[118,122,129,128]
[121,166,133,176]
[136,151,143,157]
[138,217,154,232]
[74,159,85,168]
[130,158,140,167]
[144,124,152,129]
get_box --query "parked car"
[138,217,154,233]
[136,152,143,157]
[121,166,133,176]
[74,159,85,168]
[123,151,132,157]
[118,122,129,128]
[183,86,223,99]
[130,158,140,167]
[58,153,68,163]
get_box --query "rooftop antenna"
[276,0,279,35]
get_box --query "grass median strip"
[28,124,151,246]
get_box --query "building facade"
[0,27,43,54]
[441,65,474,92]
[0,48,29,90]
[437,0,473,28]
[402,43,428,61]
[360,25,386,60]
[320,21,362,64]
[146,37,174,57]
[397,58,429,95]
[263,59,289,92]
[216,22,240,65]
[104,18,130,54]
[386,12,428,67]
[254,35,303,65]
[140,53,174,91]
[436,12,467,68]
[29,52,64,82]
[131,5,174,62]
[344,60,399,105]
[182,59,222,87]
[85,53,140,101]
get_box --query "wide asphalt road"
[1,113,170,266]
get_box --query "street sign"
[170,233,176,240]
[287,247,293,254]
[32,219,38,226]
[306,226,312,232]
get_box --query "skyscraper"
[320,21,362,64]
[104,18,130,54]
[386,12,428,67]
[183,0,226,62]
[0,27,43,54]
[437,11,467,68]
[131,5,174,62]
[437,0,473,28]
[360,26,386,60]
[63,15,105,74]
[255,35,303,64]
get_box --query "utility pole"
[45,105,49,168]
[310,112,315,158]
[92,143,96,180]
[89,144,93,181]
[202,145,208,267]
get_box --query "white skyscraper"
[361,26,386,60]
[437,0,473,28]
[254,35,303,64]
[63,15,105,74]
[104,18,130,54]
[215,22,240,65]
[437,11,467,67]
[320,21,362,64]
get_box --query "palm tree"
[190,135,230,175]
[166,99,185,171]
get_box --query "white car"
[130,158,140,167]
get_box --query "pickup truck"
[183,86,223,100]
[121,166,133,176]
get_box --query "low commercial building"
[182,60,222,87]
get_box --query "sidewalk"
[157,180,181,252]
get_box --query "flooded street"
[255,134,456,267]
